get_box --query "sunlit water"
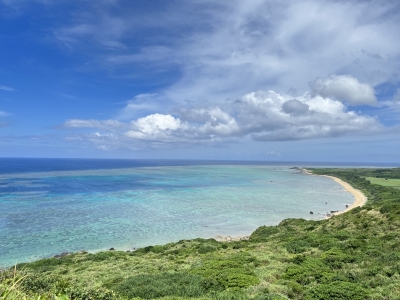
[0,159,356,267]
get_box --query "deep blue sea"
[0,158,395,267]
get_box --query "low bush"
[249,226,280,242]
[190,253,259,290]
[106,272,205,299]
[285,240,311,254]
[305,281,368,300]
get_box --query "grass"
[2,167,400,299]
[366,177,400,189]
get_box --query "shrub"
[21,273,117,300]
[305,282,368,300]
[351,207,362,214]
[333,232,350,241]
[285,240,311,254]
[190,253,259,290]
[249,226,280,242]
[106,272,205,299]
[321,249,356,269]
[254,294,288,300]
[21,274,69,294]
[286,281,303,298]
[198,244,218,254]
[283,258,332,285]
[84,251,128,262]
[64,286,117,300]
[132,245,169,255]
[380,203,400,214]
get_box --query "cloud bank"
[50,0,400,104]
[64,79,384,149]
[3,0,400,157]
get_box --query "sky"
[1,0,400,162]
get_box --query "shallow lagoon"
[0,162,354,267]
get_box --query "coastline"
[1,167,368,267]
[303,168,367,216]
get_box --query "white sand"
[215,169,368,240]
[303,169,367,216]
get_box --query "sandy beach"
[215,169,368,241]
[303,169,368,216]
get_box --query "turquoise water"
[0,163,354,267]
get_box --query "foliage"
[304,281,368,300]
[190,253,260,290]
[104,272,205,299]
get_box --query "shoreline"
[1,168,368,267]
[303,168,367,216]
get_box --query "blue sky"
[1,0,400,162]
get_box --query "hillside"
[1,168,400,300]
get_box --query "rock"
[109,247,115,251]
[53,252,71,258]
[310,211,314,214]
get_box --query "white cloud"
[0,85,16,92]
[47,1,400,105]
[64,119,123,131]
[309,75,377,106]
[394,89,400,102]
[125,114,183,141]
[46,1,400,150]
[62,88,384,148]
[118,93,164,120]
[178,106,240,137]
[140,0,400,104]
[4,0,396,100]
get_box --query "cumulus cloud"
[62,88,384,148]
[125,113,184,141]
[281,99,310,116]
[178,106,240,137]
[309,75,377,106]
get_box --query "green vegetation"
[366,177,400,189]
[2,167,400,299]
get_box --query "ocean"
[0,158,390,267]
